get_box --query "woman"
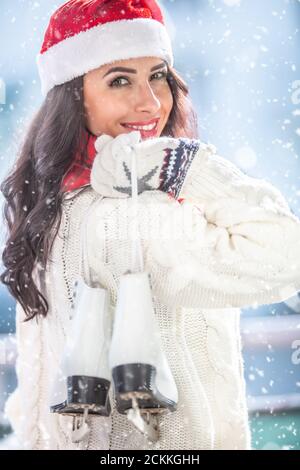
[1,0,300,450]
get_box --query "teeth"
[124,122,157,131]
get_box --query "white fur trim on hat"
[36,18,174,97]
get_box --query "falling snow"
[0,0,299,451]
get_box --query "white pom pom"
[94,134,113,153]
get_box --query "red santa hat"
[37,0,174,97]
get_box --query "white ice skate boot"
[109,270,178,442]
[49,278,112,441]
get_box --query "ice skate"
[109,271,178,442]
[49,278,113,431]
[106,143,178,442]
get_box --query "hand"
[90,130,182,198]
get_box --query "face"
[83,56,173,140]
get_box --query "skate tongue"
[126,397,159,443]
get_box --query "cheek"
[85,92,116,125]
[167,91,174,113]
[84,91,129,136]
[161,86,173,117]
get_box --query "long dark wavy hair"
[0,65,199,322]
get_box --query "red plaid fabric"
[61,131,97,192]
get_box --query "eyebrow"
[103,62,167,78]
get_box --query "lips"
[121,118,160,139]
[121,118,160,128]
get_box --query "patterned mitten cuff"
[90,130,202,199]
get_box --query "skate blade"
[126,395,160,443]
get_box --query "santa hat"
[37,0,174,97]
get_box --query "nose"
[134,82,161,115]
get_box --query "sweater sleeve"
[85,141,300,310]
[4,301,43,449]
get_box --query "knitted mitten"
[90,130,202,199]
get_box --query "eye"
[109,70,168,88]
[151,71,168,81]
[109,76,129,87]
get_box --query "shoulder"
[62,185,103,220]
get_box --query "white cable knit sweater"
[4,140,300,450]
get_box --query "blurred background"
[0,0,299,450]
